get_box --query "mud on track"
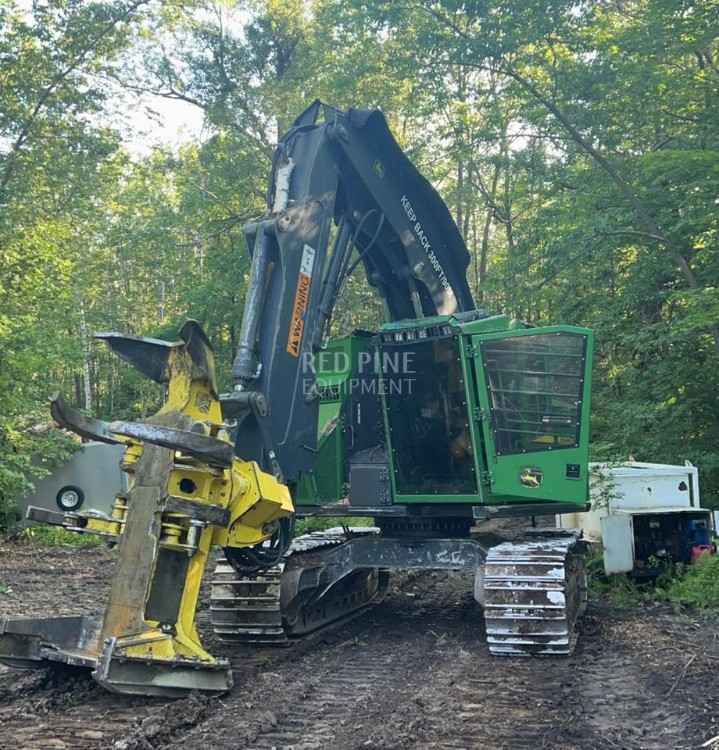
[1,541,719,750]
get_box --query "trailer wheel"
[56,485,84,511]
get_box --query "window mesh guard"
[481,333,586,455]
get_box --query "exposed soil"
[1,540,718,750]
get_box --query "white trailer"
[18,441,127,524]
[557,461,715,575]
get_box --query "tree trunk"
[80,305,93,412]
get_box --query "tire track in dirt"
[0,543,159,750]
[2,543,719,750]
[402,608,715,750]
[153,574,717,750]
[151,572,576,750]
[0,667,164,750]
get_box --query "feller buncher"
[0,102,593,696]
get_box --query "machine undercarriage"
[211,525,587,657]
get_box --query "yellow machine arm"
[0,321,293,696]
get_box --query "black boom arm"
[228,101,475,482]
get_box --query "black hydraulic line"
[224,515,295,574]
[347,208,378,266]
[334,208,377,298]
[343,212,385,281]
[332,209,380,292]
[313,209,385,346]
[313,216,352,349]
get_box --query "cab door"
[470,328,592,504]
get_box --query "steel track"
[210,528,386,644]
[482,530,587,655]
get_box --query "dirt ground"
[1,540,719,750]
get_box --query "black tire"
[56,485,84,512]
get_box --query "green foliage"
[0,1,155,527]
[589,574,647,610]
[586,549,634,606]
[658,555,719,611]
[376,0,719,498]
[0,426,79,528]
[587,549,719,611]
[18,526,104,548]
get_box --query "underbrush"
[15,526,104,548]
[658,554,719,610]
[294,516,373,535]
[588,549,719,611]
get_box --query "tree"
[0,0,157,519]
[374,0,719,492]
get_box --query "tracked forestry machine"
[0,102,593,696]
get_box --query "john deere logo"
[372,160,385,179]
[519,467,543,488]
